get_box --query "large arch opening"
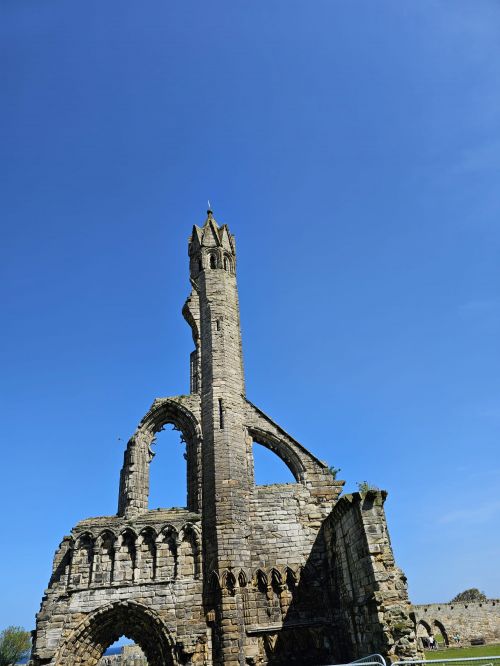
[118,399,202,517]
[248,427,306,484]
[141,400,201,514]
[253,442,296,485]
[56,601,175,666]
[101,638,147,664]
[433,620,449,647]
[149,425,187,510]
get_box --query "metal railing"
[331,653,500,666]
[351,655,388,666]
[393,658,500,666]
[329,654,388,666]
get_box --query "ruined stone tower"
[32,211,418,666]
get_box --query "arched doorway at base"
[55,600,176,666]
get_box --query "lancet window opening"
[148,425,189,511]
[223,254,234,274]
[118,399,203,517]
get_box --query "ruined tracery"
[31,211,418,666]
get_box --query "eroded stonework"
[31,211,418,666]
[413,600,500,646]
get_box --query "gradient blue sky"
[1,1,499,632]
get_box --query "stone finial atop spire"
[201,202,217,230]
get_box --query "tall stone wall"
[413,600,500,645]
[323,491,418,663]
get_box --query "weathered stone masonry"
[31,211,418,666]
[413,600,500,646]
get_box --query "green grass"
[424,644,500,660]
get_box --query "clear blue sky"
[1,1,499,632]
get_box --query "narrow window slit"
[218,399,224,429]
[216,319,220,331]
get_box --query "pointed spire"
[202,204,218,231]
[218,224,234,253]
[188,206,236,271]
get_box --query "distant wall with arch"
[413,600,500,646]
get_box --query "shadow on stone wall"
[265,524,341,666]
[249,492,418,666]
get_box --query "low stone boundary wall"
[413,600,500,645]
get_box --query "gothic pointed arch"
[178,522,201,579]
[138,526,157,581]
[115,528,137,584]
[433,619,449,646]
[118,397,202,518]
[156,524,178,580]
[55,600,176,666]
[221,569,237,595]
[284,566,298,585]
[209,570,221,591]
[270,567,283,586]
[94,530,116,585]
[255,568,268,588]
[49,537,74,589]
[248,426,306,483]
[70,532,94,588]
[245,399,345,498]
[416,619,432,637]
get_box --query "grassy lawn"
[424,644,500,660]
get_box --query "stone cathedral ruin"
[31,211,419,666]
